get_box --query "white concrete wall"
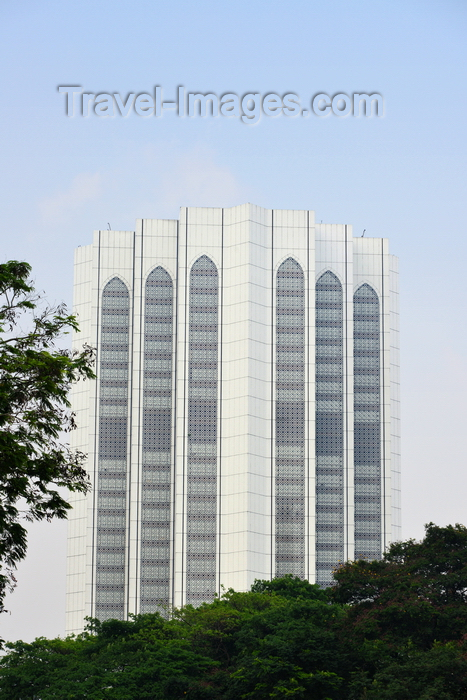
[389,255,401,541]
[66,244,93,634]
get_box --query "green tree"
[0,614,221,699]
[0,580,347,700]
[4,562,467,700]
[332,524,467,698]
[250,572,330,601]
[332,523,467,648]
[228,585,346,700]
[0,261,95,613]
[358,641,467,700]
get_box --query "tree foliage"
[2,527,467,699]
[0,579,347,700]
[2,531,467,700]
[0,261,94,611]
[332,522,467,649]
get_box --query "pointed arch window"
[276,258,305,578]
[140,267,174,612]
[187,255,219,606]
[354,283,381,560]
[315,271,344,586]
[96,277,130,621]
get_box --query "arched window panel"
[315,271,344,587]
[276,258,305,579]
[140,267,174,613]
[187,256,219,606]
[96,277,130,621]
[354,284,381,561]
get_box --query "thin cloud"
[39,172,102,224]
[158,146,248,211]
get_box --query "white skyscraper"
[66,203,400,634]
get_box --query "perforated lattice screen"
[354,284,381,559]
[276,258,305,578]
[96,277,130,621]
[186,256,218,606]
[140,267,173,613]
[315,271,344,586]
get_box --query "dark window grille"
[187,256,218,606]
[276,259,305,578]
[96,277,130,621]
[315,271,344,586]
[140,267,173,614]
[354,284,381,560]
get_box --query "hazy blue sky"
[1,0,467,643]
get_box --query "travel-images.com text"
[58,86,384,124]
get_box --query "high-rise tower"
[66,204,400,633]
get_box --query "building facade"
[66,203,400,633]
